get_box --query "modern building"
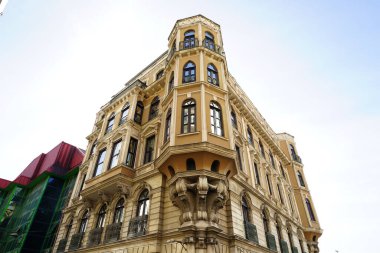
[0,142,84,253]
[53,15,322,253]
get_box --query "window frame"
[210,101,223,136]
[105,113,115,134]
[137,189,150,217]
[181,99,196,134]
[119,103,130,125]
[164,108,172,142]
[134,101,144,124]
[143,135,155,164]
[96,204,107,228]
[148,96,160,120]
[207,63,219,86]
[126,137,138,168]
[113,198,125,224]
[93,149,107,177]
[108,139,122,170]
[183,61,196,83]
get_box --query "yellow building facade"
[53,15,322,253]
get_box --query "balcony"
[104,222,122,243]
[128,215,148,238]
[87,227,103,247]
[202,39,223,55]
[179,38,199,50]
[56,238,67,253]
[81,164,134,202]
[68,232,84,250]
[244,221,258,244]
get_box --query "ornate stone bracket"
[169,171,228,228]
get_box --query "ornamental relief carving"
[169,174,228,227]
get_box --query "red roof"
[0,142,84,190]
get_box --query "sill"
[177,131,200,137]
[208,132,228,141]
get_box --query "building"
[0,142,84,253]
[53,15,322,253]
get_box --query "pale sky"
[1,1,379,252]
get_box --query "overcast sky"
[1,1,379,252]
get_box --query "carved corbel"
[98,191,109,204]
[116,183,131,198]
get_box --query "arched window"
[120,103,130,125]
[149,96,160,120]
[204,31,215,50]
[186,158,196,171]
[305,198,316,221]
[96,204,107,228]
[164,108,172,142]
[247,127,253,145]
[259,140,265,158]
[210,101,223,136]
[289,144,297,160]
[134,101,144,124]
[105,113,115,134]
[65,219,73,239]
[211,160,220,172]
[297,171,305,187]
[168,72,174,92]
[207,64,219,86]
[183,61,196,83]
[182,99,196,133]
[79,210,89,233]
[242,197,250,224]
[231,110,237,129]
[137,189,150,217]
[184,30,196,49]
[168,166,175,177]
[113,199,124,224]
[156,69,164,80]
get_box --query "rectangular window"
[126,138,138,168]
[108,140,122,169]
[254,163,261,185]
[235,145,243,171]
[144,135,155,164]
[119,105,130,125]
[93,149,106,177]
[106,116,115,134]
[78,173,86,193]
[266,174,273,195]
[277,184,284,204]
